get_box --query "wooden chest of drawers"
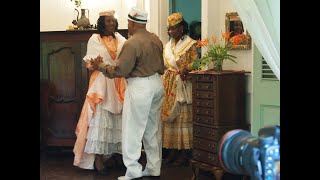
[190,70,247,180]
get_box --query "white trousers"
[122,73,164,179]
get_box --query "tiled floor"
[40,147,246,180]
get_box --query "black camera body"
[218,125,280,180]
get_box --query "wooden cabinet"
[40,30,128,148]
[190,70,247,180]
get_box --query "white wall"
[40,0,169,43]
[146,0,169,44]
[40,0,138,31]
[202,0,252,72]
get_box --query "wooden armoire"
[40,30,128,149]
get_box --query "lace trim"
[84,140,122,155]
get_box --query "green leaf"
[226,57,237,63]
[190,59,202,70]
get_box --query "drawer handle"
[209,155,215,161]
[196,93,199,97]
[208,131,215,135]
[196,102,200,105]
[196,117,200,121]
[196,110,200,113]
[208,143,215,148]
[205,119,209,123]
[206,85,209,89]
[193,152,200,157]
[206,102,210,106]
[196,130,200,134]
[206,110,209,114]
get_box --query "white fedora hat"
[128,7,148,24]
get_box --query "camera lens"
[218,129,258,176]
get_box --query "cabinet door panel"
[40,31,129,148]
[41,41,86,147]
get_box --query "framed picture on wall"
[225,12,251,50]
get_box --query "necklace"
[102,36,118,60]
[102,36,118,52]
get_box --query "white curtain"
[232,0,280,80]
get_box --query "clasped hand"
[178,67,190,81]
[89,55,104,70]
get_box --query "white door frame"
[145,0,169,44]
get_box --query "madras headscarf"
[99,10,115,17]
[167,12,183,27]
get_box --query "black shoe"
[142,176,160,179]
[94,162,109,175]
[96,168,109,175]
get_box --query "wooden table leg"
[191,161,199,180]
[191,161,195,180]
[195,167,199,180]
[212,167,224,180]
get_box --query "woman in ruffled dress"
[161,12,199,166]
[73,10,127,174]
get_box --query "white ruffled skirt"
[84,103,122,155]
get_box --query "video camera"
[218,125,280,180]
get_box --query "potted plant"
[71,0,81,8]
[190,31,241,71]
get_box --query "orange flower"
[230,34,248,46]
[197,38,203,47]
[230,35,241,46]
[203,37,209,46]
[222,31,232,42]
[190,31,237,70]
[212,37,217,44]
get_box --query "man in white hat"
[90,7,165,180]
